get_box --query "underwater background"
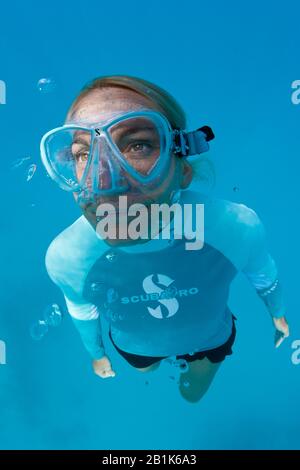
[0,0,299,450]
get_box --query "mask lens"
[42,113,172,194]
[107,117,163,177]
[44,127,92,189]
[82,135,130,195]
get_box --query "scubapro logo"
[120,273,199,319]
[143,273,179,319]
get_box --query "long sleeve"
[242,211,286,319]
[45,241,106,360]
[64,297,106,360]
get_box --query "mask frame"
[40,108,214,195]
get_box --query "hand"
[93,355,116,379]
[273,316,290,348]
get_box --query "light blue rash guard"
[45,190,286,360]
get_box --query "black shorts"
[109,315,237,369]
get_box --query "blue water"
[1,0,300,450]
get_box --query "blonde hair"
[67,74,215,188]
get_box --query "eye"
[132,143,149,151]
[75,151,89,163]
[127,141,153,156]
[73,150,89,164]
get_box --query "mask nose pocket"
[83,134,130,195]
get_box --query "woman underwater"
[41,75,289,403]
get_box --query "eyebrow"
[72,134,91,146]
[111,126,156,139]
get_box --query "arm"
[242,211,289,346]
[65,295,117,377]
[63,296,105,360]
[64,296,116,378]
[45,243,116,377]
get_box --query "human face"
[67,86,192,243]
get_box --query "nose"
[98,158,112,190]
[87,136,130,194]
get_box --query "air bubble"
[43,303,63,327]
[173,358,189,373]
[90,281,106,294]
[110,311,119,322]
[26,164,37,182]
[11,156,31,170]
[37,77,56,93]
[30,320,49,341]
[105,252,117,263]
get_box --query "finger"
[275,332,289,348]
[279,326,290,338]
[276,329,289,339]
[275,336,285,348]
[275,330,283,348]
